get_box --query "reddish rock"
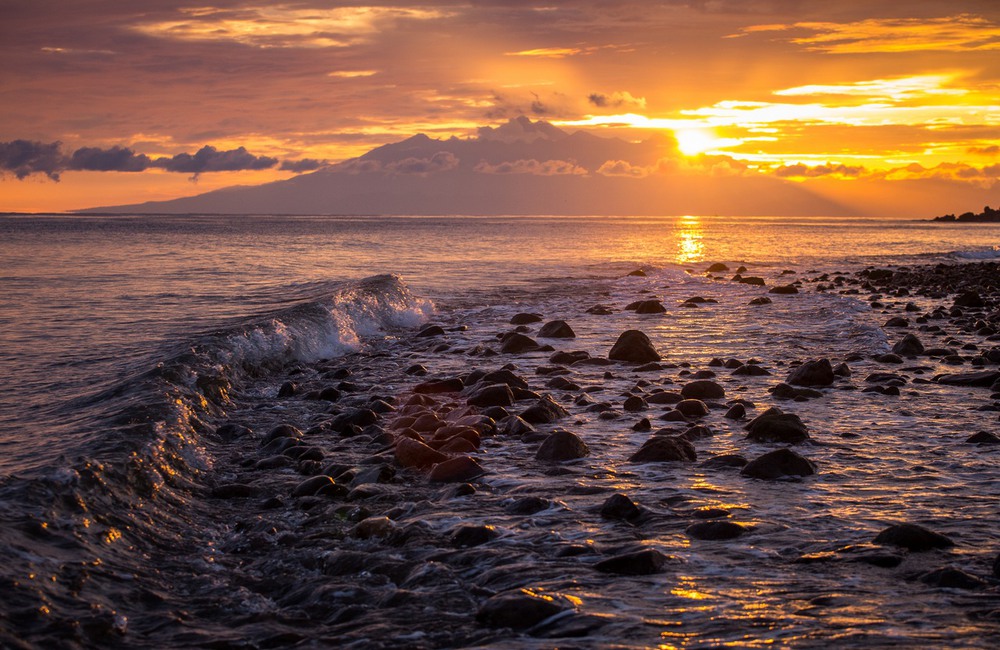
[429,455,486,482]
[395,437,448,469]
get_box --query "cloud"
[773,162,866,178]
[968,144,1000,155]
[0,140,64,180]
[588,91,647,109]
[474,159,587,175]
[279,158,329,173]
[739,14,1000,53]
[69,146,152,172]
[385,151,458,174]
[596,159,650,177]
[505,47,583,58]
[153,145,278,175]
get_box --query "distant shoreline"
[933,206,1000,223]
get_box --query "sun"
[674,128,722,156]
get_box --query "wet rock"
[211,483,259,499]
[215,423,252,441]
[608,330,662,363]
[769,284,799,294]
[627,269,647,277]
[646,390,683,404]
[724,403,746,420]
[632,417,652,431]
[741,448,817,480]
[452,524,498,548]
[417,324,446,337]
[476,589,573,630]
[505,496,550,515]
[872,523,954,551]
[428,456,486,482]
[679,424,714,441]
[833,362,851,377]
[600,493,643,521]
[405,363,428,376]
[875,353,904,364]
[500,333,541,354]
[786,358,835,387]
[595,548,669,575]
[892,333,925,356]
[291,475,337,497]
[262,423,303,445]
[499,415,535,437]
[686,521,746,540]
[674,398,709,418]
[277,381,297,398]
[623,395,647,412]
[706,262,729,273]
[935,371,1000,387]
[884,317,909,328]
[634,300,667,314]
[680,380,725,399]
[549,350,590,365]
[587,305,614,315]
[919,567,987,590]
[748,295,772,304]
[700,455,749,470]
[520,397,570,424]
[629,436,696,463]
[467,383,515,408]
[967,431,1000,444]
[414,377,465,394]
[395,437,448,469]
[478,369,530,389]
[732,364,771,376]
[741,277,766,286]
[352,516,395,539]
[535,429,590,462]
[510,312,544,325]
[744,407,809,443]
[538,320,576,338]
[255,455,292,470]
[770,382,823,400]
[954,291,985,308]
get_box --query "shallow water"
[1,214,999,648]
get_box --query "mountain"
[80,117,853,216]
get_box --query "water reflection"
[675,216,705,264]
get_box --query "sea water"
[1,214,999,648]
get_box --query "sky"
[1,0,998,214]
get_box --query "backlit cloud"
[474,159,587,175]
[588,91,647,109]
[385,151,459,175]
[0,140,64,180]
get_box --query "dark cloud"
[588,91,646,109]
[279,158,329,173]
[0,140,64,180]
[69,145,152,172]
[153,145,278,175]
[968,144,1000,155]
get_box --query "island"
[933,205,1000,222]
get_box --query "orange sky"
[1,1,998,214]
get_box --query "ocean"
[1,213,999,648]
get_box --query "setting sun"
[674,128,724,156]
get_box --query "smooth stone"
[594,548,669,575]
[919,567,988,590]
[466,383,515,408]
[535,429,590,462]
[699,454,748,469]
[211,483,259,499]
[478,369,530,389]
[724,403,746,420]
[538,320,576,338]
[549,350,590,364]
[395,437,448,469]
[500,333,541,354]
[686,520,746,540]
[215,423,252,441]
[646,391,683,404]
[452,524,498,548]
[520,397,570,424]
[674,398,709,418]
[608,330,662,363]
[291,475,336,497]
[769,284,798,294]
[786,358,835,387]
[680,380,725,399]
[872,523,954,551]
[629,436,696,463]
[510,313,544,325]
[748,295,771,304]
[892,333,925,356]
[416,324,446,337]
[741,448,816,480]
[505,496,550,515]
[476,589,573,629]
[967,431,1000,444]
[262,424,303,445]
[352,516,395,539]
[600,493,643,521]
[428,456,486,482]
[623,395,647,412]
[413,378,465,394]
[732,364,771,376]
[935,371,1000,387]
[744,407,809,443]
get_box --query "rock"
[211,483,259,499]
[291,475,337,497]
[954,291,985,308]
[967,431,1000,444]
[417,324,446,337]
[686,521,746,540]
[549,350,590,364]
[262,423,303,445]
[632,417,652,431]
[935,371,1000,387]
[741,448,817,479]
[741,277,766,287]
[646,391,683,404]
[872,523,954,551]
[627,269,647,277]
[699,454,748,469]
[680,380,725,399]
[395,437,448,469]
[629,436,696,463]
[478,369,530,389]
[770,382,823,400]
[623,395,647,412]
[608,330,661,363]
[600,493,643,521]
[724,403,746,420]
[405,363,428,376]
[833,362,851,377]
[732,364,771,376]
[595,549,669,575]
[505,496,550,515]
[587,305,614,315]
[706,262,729,273]
[428,456,486,482]
[538,320,576,338]
[634,300,667,314]
[748,295,771,304]
[679,424,714,441]
[874,353,904,364]
[352,516,395,539]
[675,399,709,418]
[500,333,541,354]
[786,358,835,386]
[452,524,498,548]
[467,383,515,408]
[744,407,809,443]
[520,397,570,424]
[892,333,925,356]
[883,317,909,327]
[215,423,252,441]
[476,589,572,629]
[535,430,590,462]
[499,415,535,437]
[277,381,297,398]
[510,313,543,325]
[919,567,987,590]
[769,284,798,294]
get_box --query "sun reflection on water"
[675,216,705,265]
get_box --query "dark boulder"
[686,521,746,540]
[744,407,809,443]
[769,284,798,294]
[594,548,669,575]
[520,397,570,424]
[466,383,515,408]
[608,330,662,363]
[706,262,729,272]
[741,448,817,480]
[535,429,590,462]
[935,371,1000,387]
[634,300,667,314]
[477,589,572,629]
[732,364,771,376]
[500,333,541,354]
[723,403,746,420]
[680,380,725,399]
[872,523,954,552]
[786,358,835,387]
[510,313,543,325]
[892,333,925,356]
[629,436,697,463]
[954,291,985,308]
[674,399,709,418]
[538,320,576,338]
[414,377,464,393]
[600,493,643,521]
